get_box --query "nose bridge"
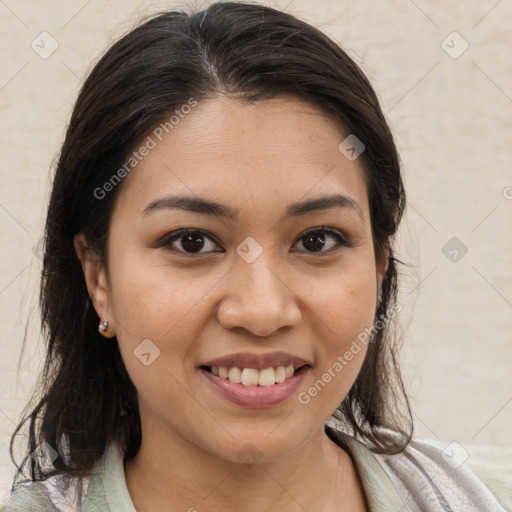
[241,252,282,301]
[216,241,301,336]
[234,232,281,286]
[235,240,287,304]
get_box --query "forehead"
[113,96,369,222]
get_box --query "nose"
[216,253,302,337]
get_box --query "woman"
[1,2,509,511]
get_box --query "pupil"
[182,233,204,252]
[304,233,325,252]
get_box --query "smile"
[202,364,304,386]
[199,365,311,408]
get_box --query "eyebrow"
[142,193,363,221]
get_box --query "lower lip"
[199,366,310,409]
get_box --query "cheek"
[108,246,203,331]
[107,248,222,371]
[107,254,209,409]
[299,259,377,407]
[306,259,377,342]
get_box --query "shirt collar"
[325,424,406,512]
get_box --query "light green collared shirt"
[1,426,511,511]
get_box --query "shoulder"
[0,474,89,512]
[374,435,512,511]
[0,437,134,512]
[411,438,512,509]
[325,424,511,511]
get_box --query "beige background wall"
[1,0,511,497]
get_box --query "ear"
[74,233,116,338]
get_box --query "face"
[77,96,387,464]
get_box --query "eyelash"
[158,226,351,256]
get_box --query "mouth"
[199,364,309,386]
[199,364,311,408]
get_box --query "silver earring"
[98,319,108,332]
[377,286,383,304]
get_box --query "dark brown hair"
[9,0,412,493]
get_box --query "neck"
[124,421,366,512]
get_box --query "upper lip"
[200,351,312,370]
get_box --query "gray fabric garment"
[325,425,511,512]
[377,438,509,511]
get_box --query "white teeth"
[274,366,286,383]
[241,368,259,386]
[258,367,276,387]
[210,364,302,386]
[228,367,242,384]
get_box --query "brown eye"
[164,229,220,254]
[159,226,348,256]
[294,227,348,253]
